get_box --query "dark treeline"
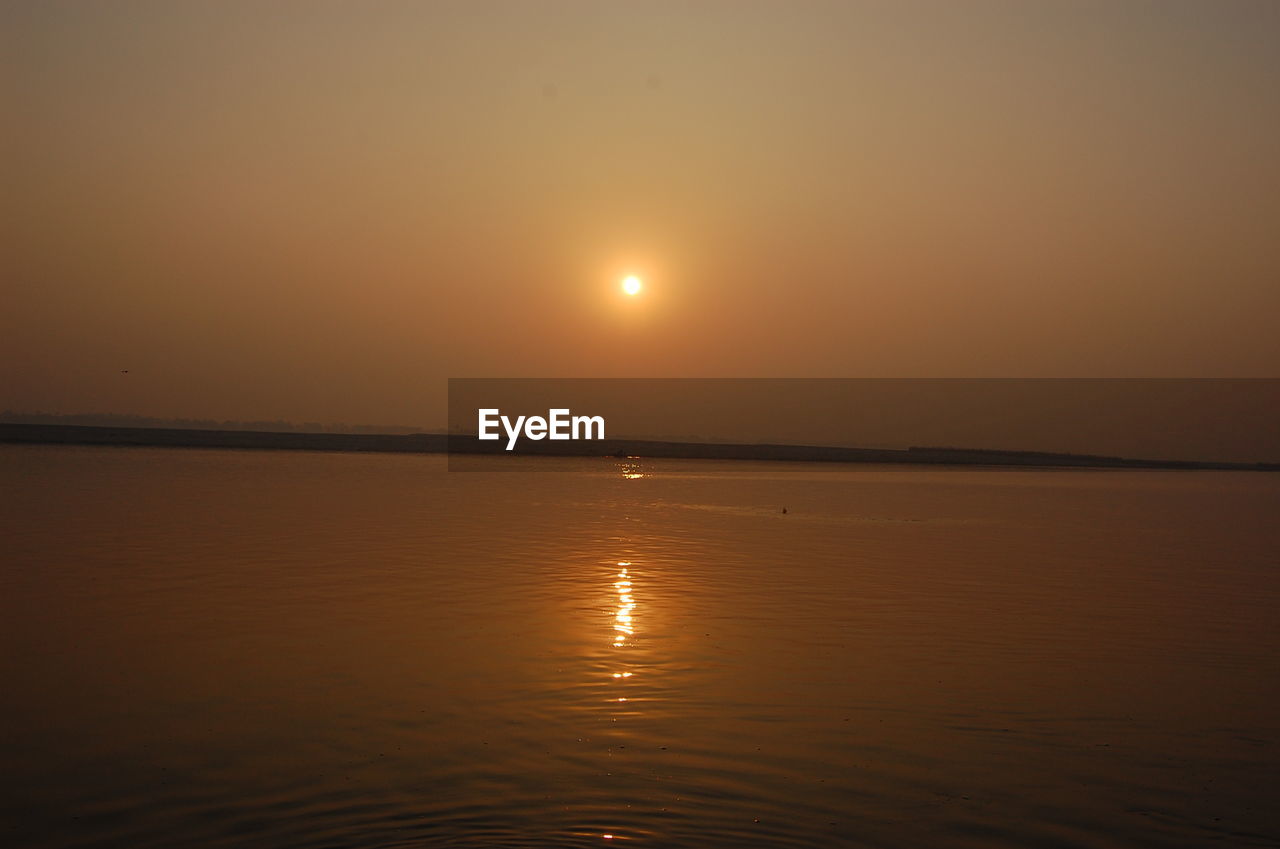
[0,411,428,435]
[3,423,1277,471]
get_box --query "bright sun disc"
[622,275,642,296]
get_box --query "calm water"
[2,446,1278,848]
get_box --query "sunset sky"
[5,1,1279,428]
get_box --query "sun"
[621,275,642,296]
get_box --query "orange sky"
[4,1,1279,429]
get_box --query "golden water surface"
[2,446,1278,847]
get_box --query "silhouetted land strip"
[4,423,1277,470]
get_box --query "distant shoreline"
[3,422,1276,471]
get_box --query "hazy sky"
[4,1,1279,428]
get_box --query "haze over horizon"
[5,1,1279,432]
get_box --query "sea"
[2,445,1278,848]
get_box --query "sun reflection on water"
[617,459,645,480]
[613,561,636,648]
[601,559,640,842]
